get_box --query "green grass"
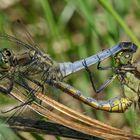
[0,0,140,139]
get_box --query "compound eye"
[0,56,10,70]
[6,50,11,56]
[3,49,11,56]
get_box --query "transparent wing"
[11,20,42,52]
[0,33,35,50]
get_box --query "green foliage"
[0,121,20,140]
[0,0,139,139]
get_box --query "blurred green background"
[0,0,140,139]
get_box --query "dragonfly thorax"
[29,50,54,66]
[114,51,134,66]
[16,50,63,81]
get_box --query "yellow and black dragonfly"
[83,42,140,112]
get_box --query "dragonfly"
[82,42,140,112]
[0,34,137,78]
[0,33,138,114]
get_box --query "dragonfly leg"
[121,84,125,97]
[1,99,33,113]
[15,79,42,106]
[20,74,44,92]
[82,60,116,93]
[97,61,113,70]
[21,73,46,105]
[118,74,126,97]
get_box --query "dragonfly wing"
[11,20,41,51]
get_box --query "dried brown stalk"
[7,89,140,140]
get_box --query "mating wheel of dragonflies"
[0,31,138,114]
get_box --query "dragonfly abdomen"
[51,80,132,112]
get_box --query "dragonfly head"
[114,51,134,65]
[121,42,138,52]
[0,48,16,71]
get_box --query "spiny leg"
[1,99,33,113]
[17,77,41,102]
[25,74,45,94]
[0,79,34,123]
[97,61,113,70]
[19,70,45,94]
[2,103,27,124]
[16,62,46,104]
[15,79,39,104]
[19,72,47,104]
[2,87,34,123]
[82,59,116,93]
[120,83,125,97]
[2,79,39,116]
[1,77,35,114]
[118,74,127,97]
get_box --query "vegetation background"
[0,0,140,139]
